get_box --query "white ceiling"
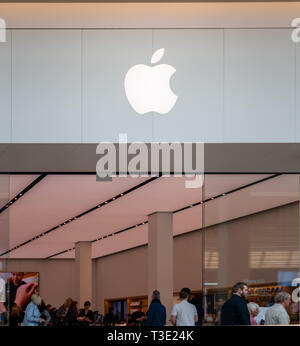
[1,173,299,259]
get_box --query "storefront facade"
[0,1,300,326]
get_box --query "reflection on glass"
[203,174,300,325]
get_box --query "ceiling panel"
[0,174,39,209]
[173,173,299,237]
[9,175,149,246]
[5,173,298,259]
[9,174,40,199]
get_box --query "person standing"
[38,300,51,326]
[146,290,166,326]
[10,303,22,327]
[264,292,291,325]
[22,294,45,326]
[78,301,94,326]
[103,307,116,326]
[214,298,225,325]
[128,304,146,326]
[254,306,268,325]
[221,282,251,325]
[56,297,72,326]
[0,277,7,324]
[247,302,259,325]
[170,290,198,326]
[66,300,79,326]
[181,288,204,326]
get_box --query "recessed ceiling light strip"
[48,174,281,260]
[0,174,47,215]
[47,221,151,259]
[173,174,281,214]
[0,175,160,258]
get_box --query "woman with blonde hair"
[56,297,73,326]
[247,302,259,325]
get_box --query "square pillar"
[75,241,92,308]
[148,212,173,323]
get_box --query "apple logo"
[124,48,178,115]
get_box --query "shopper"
[10,303,22,327]
[221,282,251,325]
[247,302,259,325]
[66,300,79,326]
[181,288,204,326]
[56,297,72,326]
[214,298,225,325]
[22,294,45,326]
[78,300,94,326]
[38,300,51,326]
[92,311,102,326]
[103,307,115,326]
[0,277,7,325]
[49,307,59,326]
[0,277,6,315]
[170,290,198,326]
[254,306,268,325]
[128,304,146,326]
[146,290,166,326]
[264,292,291,325]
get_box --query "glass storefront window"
[202,174,300,325]
[0,174,9,326]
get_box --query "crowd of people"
[7,298,104,327]
[125,282,293,326]
[220,281,292,325]
[1,279,294,326]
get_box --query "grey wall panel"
[224,29,295,142]
[82,29,153,143]
[5,28,299,144]
[152,29,223,142]
[12,30,82,143]
[0,30,11,143]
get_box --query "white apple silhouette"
[124,48,178,115]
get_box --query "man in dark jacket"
[221,282,251,325]
[146,290,166,326]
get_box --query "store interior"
[0,173,299,325]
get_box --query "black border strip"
[0,175,160,257]
[0,174,47,215]
[47,173,281,259]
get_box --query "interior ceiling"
[0,173,298,259]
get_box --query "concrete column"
[75,241,92,308]
[148,212,173,324]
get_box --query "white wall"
[0,3,299,143]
